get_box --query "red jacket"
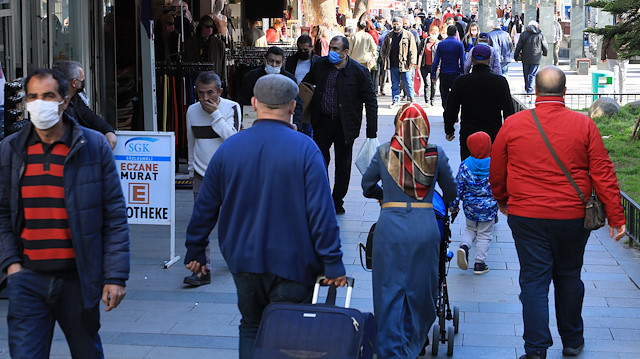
[490,97,625,226]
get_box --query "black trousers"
[313,115,355,208]
[420,65,436,103]
[439,73,459,110]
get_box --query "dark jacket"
[284,53,322,78]
[514,25,548,65]
[236,66,303,130]
[184,34,227,82]
[65,94,114,135]
[487,28,513,63]
[0,117,130,309]
[302,57,378,141]
[444,64,514,157]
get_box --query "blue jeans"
[508,215,589,356]
[501,61,510,76]
[390,67,414,104]
[6,268,103,359]
[523,64,539,94]
[232,272,313,359]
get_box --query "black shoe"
[473,262,489,275]
[183,270,211,286]
[519,354,546,359]
[335,206,345,215]
[562,344,584,356]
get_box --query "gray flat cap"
[253,74,298,105]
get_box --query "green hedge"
[592,104,640,200]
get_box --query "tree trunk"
[311,0,338,26]
[353,0,368,21]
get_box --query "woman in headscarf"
[362,103,457,358]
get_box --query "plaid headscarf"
[384,103,438,200]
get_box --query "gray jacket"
[514,25,548,65]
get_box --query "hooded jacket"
[451,160,498,222]
[514,25,548,65]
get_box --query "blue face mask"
[328,50,342,64]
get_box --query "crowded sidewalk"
[0,64,639,359]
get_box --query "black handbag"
[531,109,606,230]
[358,223,376,271]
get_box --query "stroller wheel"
[446,326,455,356]
[431,324,440,356]
[453,306,460,334]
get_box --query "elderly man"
[514,21,548,94]
[0,68,129,358]
[445,44,514,160]
[381,16,417,108]
[55,60,117,149]
[302,36,378,215]
[487,20,513,75]
[490,66,627,359]
[184,74,347,359]
[183,71,240,286]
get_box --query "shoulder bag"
[530,109,606,230]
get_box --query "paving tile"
[144,347,237,359]
[111,332,237,350]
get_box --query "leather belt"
[381,202,433,209]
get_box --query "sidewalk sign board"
[114,131,180,268]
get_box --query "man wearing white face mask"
[0,68,130,358]
[236,46,302,130]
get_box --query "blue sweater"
[184,120,346,285]
[431,37,465,77]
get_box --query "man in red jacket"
[490,66,626,359]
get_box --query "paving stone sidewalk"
[0,62,639,358]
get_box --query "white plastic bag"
[355,138,380,174]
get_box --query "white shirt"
[294,59,311,84]
[186,97,241,177]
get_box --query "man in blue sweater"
[431,25,465,110]
[184,74,347,359]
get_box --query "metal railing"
[511,95,639,247]
[511,93,640,110]
[621,191,640,248]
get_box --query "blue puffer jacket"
[0,117,130,309]
[450,161,498,222]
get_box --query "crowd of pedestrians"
[0,4,632,359]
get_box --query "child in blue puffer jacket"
[450,131,497,275]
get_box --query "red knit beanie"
[466,131,492,159]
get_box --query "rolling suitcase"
[253,276,376,359]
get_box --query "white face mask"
[265,64,281,75]
[26,99,63,130]
[471,30,478,36]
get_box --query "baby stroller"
[423,191,460,356]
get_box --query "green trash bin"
[592,70,614,101]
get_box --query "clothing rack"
[155,61,218,160]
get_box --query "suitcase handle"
[312,275,355,308]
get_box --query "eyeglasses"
[204,24,213,28]
[166,22,175,26]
